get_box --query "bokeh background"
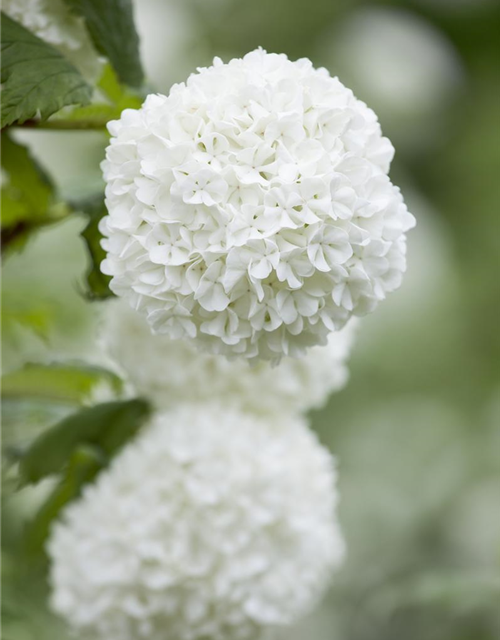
[2,0,499,638]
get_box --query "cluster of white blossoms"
[48,404,344,640]
[45,48,419,640]
[3,0,102,81]
[101,48,415,361]
[101,299,357,415]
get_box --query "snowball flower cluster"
[48,404,344,640]
[102,299,357,415]
[3,0,102,81]
[101,48,415,361]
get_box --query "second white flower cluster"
[48,300,354,640]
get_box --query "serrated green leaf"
[77,195,114,299]
[62,0,144,88]
[23,444,105,557]
[19,399,150,485]
[2,362,123,404]
[0,13,92,127]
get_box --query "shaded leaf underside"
[62,0,144,88]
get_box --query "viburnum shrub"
[2,4,416,636]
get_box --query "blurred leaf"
[62,0,144,88]
[2,453,22,499]
[0,207,68,254]
[1,132,52,223]
[1,296,53,342]
[2,398,75,458]
[0,13,92,127]
[23,444,105,557]
[18,399,150,485]
[98,62,124,103]
[1,552,67,638]
[77,195,114,299]
[2,362,123,404]
[405,573,500,611]
[97,63,144,109]
[1,132,68,253]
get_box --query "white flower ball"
[3,0,102,81]
[100,48,415,361]
[48,404,344,640]
[101,299,357,415]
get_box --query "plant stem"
[7,119,109,131]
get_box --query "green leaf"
[2,398,77,457]
[1,132,52,224]
[0,203,68,254]
[51,65,143,130]
[23,444,105,557]
[98,62,126,104]
[97,63,144,110]
[2,362,123,404]
[75,194,114,299]
[0,298,53,342]
[20,398,151,556]
[56,102,120,125]
[59,95,140,127]
[0,13,92,127]
[19,399,150,485]
[1,132,68,252]
[62,0,144,88]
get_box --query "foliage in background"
[62,0,143,87]
[1,132,65,251]
[1,0,150,618]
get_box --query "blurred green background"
[2,0,499,638]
